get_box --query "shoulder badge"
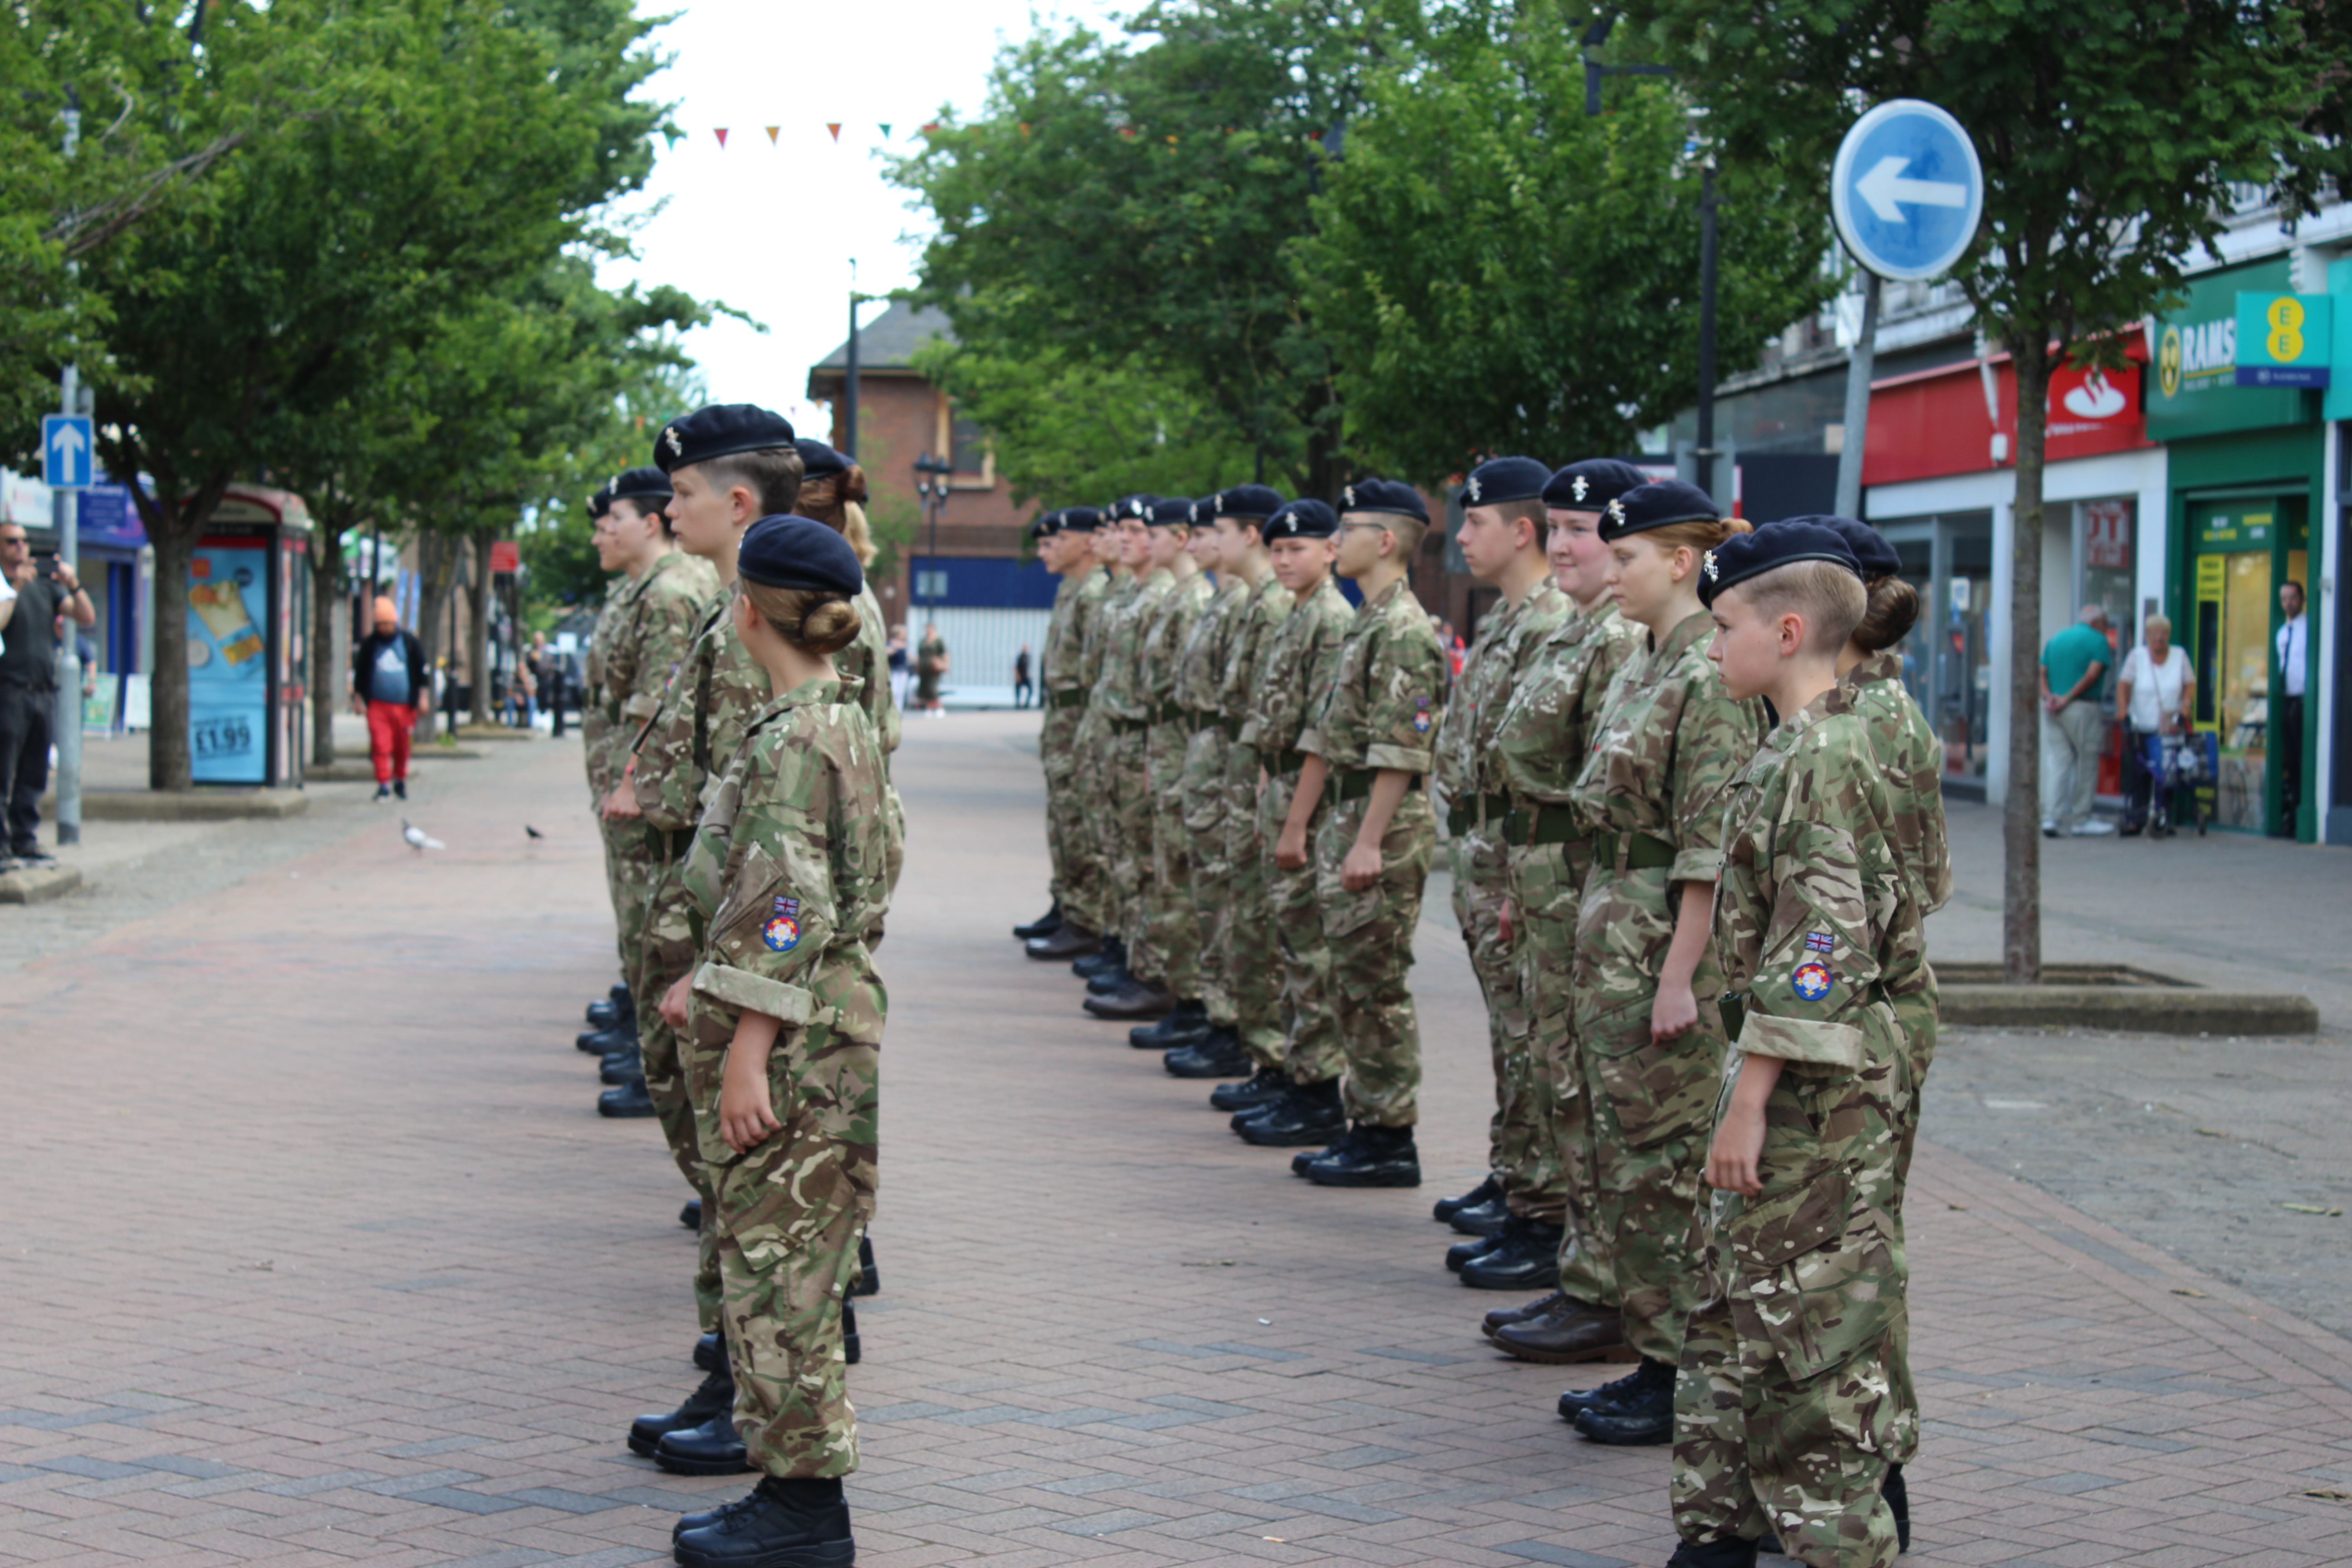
[1803,930,1835,954]
[1791,961,1833,1002]
[763,896,804,952]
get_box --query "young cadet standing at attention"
[623,405,808,1480]
[664,514,886,1568]
[1282,478,1446,1188]
[1028,506,1113,962]
[1477,459,1646,1367]
[575,487,638,1054]
[1065,502,1145,986]
[1137,496,1245,1059]
[1230,499,1355,1140]
[1111,495,1214,1030]
[1557,480,1765,1446]
[1431,457,1573,1286]
[1084,498,1181,1021]
[1168,485,1289,1080]
[595,466,718,1118]
[1665,522,1918,1568]
[1014,508,1073,938]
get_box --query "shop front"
[2146,255,2328,841]
[1862,338,2163,806]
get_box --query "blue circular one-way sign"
[1831,99,1983,282]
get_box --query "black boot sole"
[1303,1163,1421,1188]
[1237,1120,1344,1147]
[673,1536,854,1568]
[652,1445,754,1476]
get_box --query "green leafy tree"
[1624,0,2349,979]
[1295,7,1830,483]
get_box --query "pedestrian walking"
[349,597,425,803]
[915,622,948,715]
[1012,643,1034,708]
[2039,606,2115,837]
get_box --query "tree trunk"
[412,533,463,744]
[2004,335,2053,985]
[468,529,496,728]
[311,524,345,769]
[147,522,196,791]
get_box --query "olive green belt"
[1504,800,1589,850]
[1328,768,1424,804]
[1048,687,1087,710]
[1592,826,1677,873]
[1446,789,1513,837]
[1110,714,1151,735]
[643,824,692,863]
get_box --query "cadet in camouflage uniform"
[1557,480,1766,1447]
[1227,499,1354,1137]
[1066,510,1141,982]
[595,467,721,1119]
[669,515,883,1568]
[617,405,811,1480]
[573,488,632,1039]
[1285,478,1446,1188]
[1168,485,1288,1079]
[1027,507,1113,960]
[1479,459,1647,1367]
[1081,499,1177,1019]
[1016,509,1075,934]
[1428,458,1572,1289]
[1666,522,1916,1568]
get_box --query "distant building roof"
[811,301,955,374]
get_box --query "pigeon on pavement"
[401,819,445,854]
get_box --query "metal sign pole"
[53,94,84,843]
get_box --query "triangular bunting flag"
[714,127,729,147]
[878,123,893,139]
[764,126,779,145]
[827,122,842,142]
[921,122,939,135]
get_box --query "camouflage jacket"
[1218,573,1291,725]
[1494,598,1640,806]
[1046,567,1110,692]
[1140,568,1213,710]
[1570,608,1767,882]
[1076,570,1132,695]
[1240,577,1352,759]
[1176,577,1245,717]
[840,584,901,759]
[1434,578,1570,803]
[1300,577,1447,776]
[1846,650,1950,914]
[681,676,887,1177]
[603,551,720,779]
[633,589,772,833]
[1093,571,1170,721]
[581,573,627,798]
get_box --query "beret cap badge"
[1573,475,1589,502]
[1703,550,1719,581]
[662,426,682,457]
[1466,475,1481,503]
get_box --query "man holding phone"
[0,524,97,865]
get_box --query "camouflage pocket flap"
[1730,1165,1852,1272]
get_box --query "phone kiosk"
[186,485,312,786]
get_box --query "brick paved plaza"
[5,715,2351,1567]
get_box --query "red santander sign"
[1863,341,2149,488]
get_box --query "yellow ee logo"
[2158,327,2182,398]
[2267,296,2306,363]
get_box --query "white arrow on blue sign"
[42,414,94,489]
[1831,99,1984,283]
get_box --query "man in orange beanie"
[350,597,425,800]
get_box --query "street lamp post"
[913,452,952,627]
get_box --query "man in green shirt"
[2039,607,2116,837]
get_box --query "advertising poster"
[187,544,270,783]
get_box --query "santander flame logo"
[2061,371,2127,421]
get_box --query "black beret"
[607,466,672,504]
[1543,459,1650,512]
[1210,484,1284,521]
[1599,479,1724,541]
[1060,505,1104,533]
[1187,495,1222,526]
[736,514,864,596]
[1145,495,1195,527]
[794,439,850,479]
[1029,509,1062,541]
[1697,520,1863,609]
[654,404,798,474]
[1340,477,1428,522]
[1461,457,1551,507]
[585,486,613,521]
[1262,498,1339,541]
[1779,514,1901,579]
[1109,494,1156,522]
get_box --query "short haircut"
[1372,512,1429,557]
[2078,604,2107,625]
[1733,559,1868,653]
[609,495,672,536]
[1484,498,1547,538]
[699,446,805,516]
[2145,612,2172,635]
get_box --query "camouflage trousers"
[1180,725,1234,1024]
[1072,708,1122,940]
[603,817,661,994]
[1261,772,1342,1085]
[1510,831,1611,1303]
[1573,864,1730,1364]
[1141,721,1201,999]
[1041,704,1102,931]
[1222,750,1283,1067]
[1671,1039,1913,1568]
[1886,976,1936,1469]
[1450,824,1538,1211]
[1313,788,1435,1127]
[638,861,724,1335]
[1104,722,1152,966]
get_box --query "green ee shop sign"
[2230,291,2331,387]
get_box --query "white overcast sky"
[598,0,1133,443]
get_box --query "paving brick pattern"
[2,715,2348,1566]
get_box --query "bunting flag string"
[685,120,1300,149]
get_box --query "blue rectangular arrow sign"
[41,414,94,489]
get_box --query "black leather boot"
[1013,899,1063,940]
[577,1019,637,1055]
[1236,1078,1344,1146]
[1072,936,1123,979]
[681,1199,703,1230]
[1027,921,1099,960]
[599,1047,642,1085]
[1446,1230,1504,1274]
[1434,1174,1501,1222]
[1128,1000,1210,1049]
[598,1076,656,1118]
[693,1330,723,1373]
[627,1364,734,1457]
[1302,1122,1420,1187]
[1664,1536,1761,1568]
[1570,1356,1677,1444]
[1558,1356,1664,1421]
[1460,1217,1567,1290]
[587,983,631,1029]
[654,1410,752,1475]
[1211,1065,1290,1113]
[1164,1027,1250,1078]
[1446,1194,1511,1236]
[672,1474,853,1568]
[1084,975,1175,1019]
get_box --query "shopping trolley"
[2143,728,2217,838]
